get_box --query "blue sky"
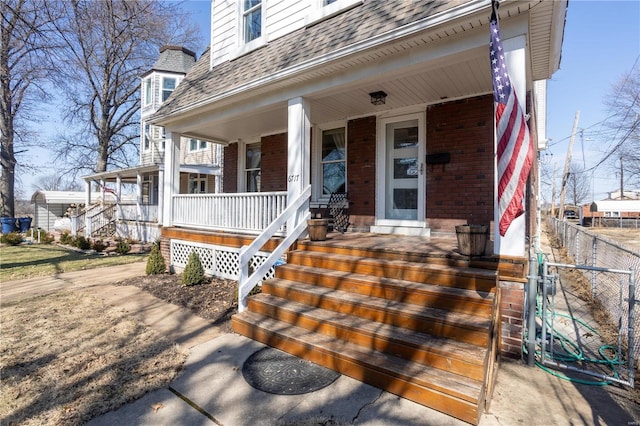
[545,0,640,201]
[20,0,640,203]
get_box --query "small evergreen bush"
[115,238,131,255]
[1,232,23,246]
[91,239,107,252]
[181,251,204,286]
[74,235,91,250]
[146,242,166,275]
[60,232,73,245]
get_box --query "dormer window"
[143,77,152,106]
[162,77,176,102]
[243,1,262,43]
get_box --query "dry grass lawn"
[0,291,187,425]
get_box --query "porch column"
[494,34,527,257]
[85,180,91,207]
[157,168,164,224]
[136,172,143,219]
[162,132,181,227]
[287,97,311,235]
[116,175,122,220]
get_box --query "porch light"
[369,91,387,105]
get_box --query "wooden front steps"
[232,241,500,425]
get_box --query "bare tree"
[602,67,640,188]
[33,173,82,192]
[567,162,591,206]
[0,0,61,217]
[50,0,201,177]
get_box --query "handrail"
[238,185,311,312]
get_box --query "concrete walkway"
[2,257,639,425]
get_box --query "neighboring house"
[580,199,640,227]
[79,46,223,242]
[31,191,99,232]
[149,1,568,424]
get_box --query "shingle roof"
[153,0,469,121]
[149,45,197,75]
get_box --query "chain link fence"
[546,217,639,380]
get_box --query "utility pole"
[559,110,580,219]
[620,155,624,199]
[551,163,557,217]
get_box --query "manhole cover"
[242,347,340,395]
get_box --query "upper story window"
[160,127,166,151]
[307,0,362,26]
[162,77,176,102]
[324,0,337,4]
[245,142,261,192]
[143,77,152,106]
[189,138,207,151]
[243,1,262,43]
[143,123,151,150]
[321,128,346,196]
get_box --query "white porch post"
[85,180,91,207]
[287,97,311,235]
[494,35,527,257]
[136,172,143,219]
[116,175,122,220]
[157,168,164,224]
[163,132,180,227]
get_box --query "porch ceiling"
[180,45,490,144]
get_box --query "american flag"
[490,10,533,237]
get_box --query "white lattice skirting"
[170,239,277,281]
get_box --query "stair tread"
[251,293,487,365]
[235,311,484,402]
[288,250,498,280]
[277,263,495,302]
[265,279,492,330]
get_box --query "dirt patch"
[114,274,239,334]
[0,291,187,426]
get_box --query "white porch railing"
[118,204,159,222]
[238,185,311,312]
[172,192,288,235]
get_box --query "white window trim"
[188,138,207,152]
[312,121,347,203]
[143,122,151,151]
[231,1,266,60]
[306,0,363,27]
[239,141,261,192]
[142,77,152,107]
[188,173,208,194]
[161,76,177,103]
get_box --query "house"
[580,199,640,227]
[149,1,568,424]
[78,46,223,242]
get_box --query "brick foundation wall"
[261,133,287,192]
[426,95,494,232]
[159,236,171,273]
[347,116,377,229]
[499,280,525,359]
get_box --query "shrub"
[60,232,73,245]
[1,232,23,246]
[91,239,107,252]
[35,229,54,244]
[181,251,204,286]
[146,242,166,275]
[115,238,131,255]
[74,235,91,250]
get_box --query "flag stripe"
[490,12,533,237]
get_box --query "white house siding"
[267,0,309,41]
[211,0,238,67]
[211,0,312,67]
[180,141,221,165]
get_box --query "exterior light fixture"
[369,91,387,105]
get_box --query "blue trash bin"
[18,217,32,232]
[1,217,17,234]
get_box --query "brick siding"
[223,143,238,192]
[347,116,377,229]
[261,133,287,192]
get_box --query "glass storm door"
[377,114,425,225]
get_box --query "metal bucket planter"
[455,224,488,256]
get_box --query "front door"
[376,112,425,227]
